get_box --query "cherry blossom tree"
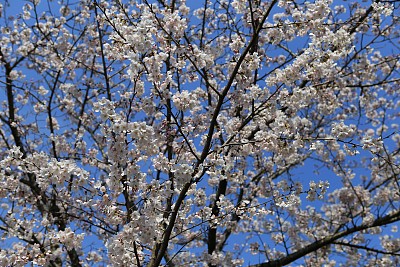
[0,0,399,266]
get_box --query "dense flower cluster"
[0,0,398,266]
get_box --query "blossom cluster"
[0,0,398,266]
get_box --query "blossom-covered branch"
[0,0,398,266]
